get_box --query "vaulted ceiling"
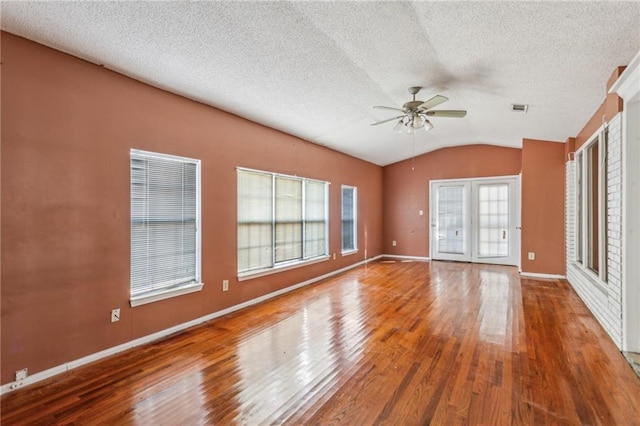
[2,1,639,165]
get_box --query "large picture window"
[130,150,202,306]
[575,128,607,282]
[341,185,357,254]
[237,168,329,276]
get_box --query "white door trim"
[612,50,640,352]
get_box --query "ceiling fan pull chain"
[411,132,416,171]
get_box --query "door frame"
[429,175,521,267]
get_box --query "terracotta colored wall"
[0,33,383,385]
[574,67,625,150]
[564,137,576,161]
[382,145,522,257]
[520,139,566,275]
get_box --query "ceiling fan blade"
[373,105,404,113]
[370,115,404,126]
[425,110,467,118]
[418,95,449,110]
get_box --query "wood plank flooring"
[2,260,640,425]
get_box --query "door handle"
[502,230,506,239]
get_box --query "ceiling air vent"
[511,104,529,113]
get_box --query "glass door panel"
[437,185,465,254]
[431,182,471,262]
[477,183,509,259]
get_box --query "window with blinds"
[341,185,357,253]
[130,150,202,306]
[237,168,328,276]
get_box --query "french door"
[430,176,520,266]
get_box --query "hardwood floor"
[2,260,640,425]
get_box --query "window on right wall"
[575,127,608,283]
[341,185,357,254]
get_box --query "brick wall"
[565,113,623,348]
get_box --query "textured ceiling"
[2,1,639,166]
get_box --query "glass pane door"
[437,185,466,254]
[430,177,519,266]
[477,183,509,259]
[431,182,471,262]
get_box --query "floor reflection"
[478,269,511,346]
[428,261,514,347]
[234,280,365,424]
[132,370,207,424]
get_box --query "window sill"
[341,249,359,256]
[569,262,608,296]
[130,282,204,307]
[238,255,330,282]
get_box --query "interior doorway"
[429,176,520,267]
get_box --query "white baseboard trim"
[519,272,566,280]
[381,254,430,262]
[0,255,382,395]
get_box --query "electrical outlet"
[333,253,336,260]
[111,308,120,323]
[392,240,397,247]
[222,280,229,292]
[15,368,28,381]
[419,210,424,216]
[528,252,535,260]
[10,369,27,389]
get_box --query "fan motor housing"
[403,100,424,111]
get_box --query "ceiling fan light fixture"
[412,115,425,129]
[371,88,464,134]
[424,119,434,132]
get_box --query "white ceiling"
[2,1,639,166]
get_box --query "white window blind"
[237,170,273,272]
[130,150,201,301]
[341,186,357,253]
[237,168,329,275]
[305,180,327,258]
[275,176,303,263]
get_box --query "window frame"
[574,126,608,284]
[129,149,203,307]
[341,185,358,255]
[237,167,329,280]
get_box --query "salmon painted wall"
[0,33,383,385]
[520,139,566,275]
[382,145,522,257]
[574,67,625,150]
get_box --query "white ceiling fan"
[371,86,467,133]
